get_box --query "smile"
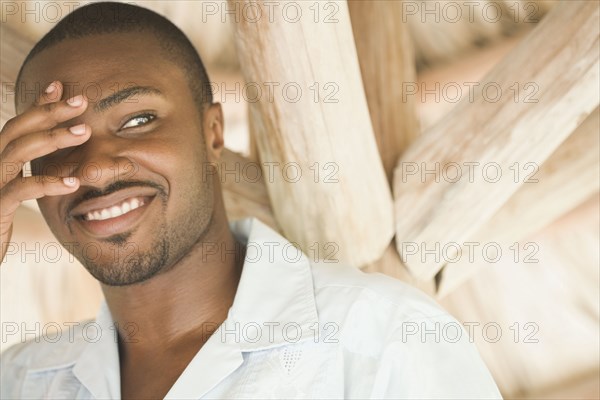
[70,187,160,238]
[83,197,146,221]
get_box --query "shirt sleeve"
[369,314,503,400]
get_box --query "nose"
[70,134,139,188]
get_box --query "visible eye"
[121,113,156,129]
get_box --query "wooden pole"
[438,108,600,296]
[220,149,279,231]
[347,0,423,282]
[0,25,30,127]
[362,241,437,296]
[247,104,260,163]
[393,0,600,280]
[230,0,394,266]
[348,0,420,183]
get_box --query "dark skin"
[1,32,246,399]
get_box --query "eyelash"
[120,113,157,130]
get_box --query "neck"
[101,210,246,354]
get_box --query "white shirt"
[1,218,502,399]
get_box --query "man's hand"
[0,81,91,262]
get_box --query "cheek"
[37,197,55,217]
[31,147,75,177]
[154,132,208,179]
[38,198,67,238]
[128,136,209,206]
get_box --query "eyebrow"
[94,86,164,112]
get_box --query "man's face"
[17,32,218,286]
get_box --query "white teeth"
[110,206,122,218]
[83,197,146,221]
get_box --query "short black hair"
[16,1,213,112]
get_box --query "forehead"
[17,32,188,111]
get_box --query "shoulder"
[308,262,502,399]
[308,260,462,357]
[309,260,448,322]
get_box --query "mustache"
[67,180,167,214]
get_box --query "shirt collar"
[226,217,319,350]
[166,217,320,399]
[72,217,319,398]
[72,300,121,400]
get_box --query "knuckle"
[45,128,58,141]
[39,176,61,193]
[42,102,58,114]
[33,95,44,107]
[2,140,17,159]
[0,142,27,171]
[42,128,62,153]
[1,117,16,133]
[41,103,58,124]
[42,102,62,123]
[0,177,17,198]
[42,102,66,126]
[35,176,49,193]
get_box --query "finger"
[0,94,88,150]
[36,81,64,107]
[1,124,91,186]
[15,81,66,180]
[0,176,80,218]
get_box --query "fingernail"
[45,82,57,94]
[69,124,87,135]
[67,95,84,107]
[63,177,78,187]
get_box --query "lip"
[69,187,159,238]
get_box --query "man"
[0,2,502,399]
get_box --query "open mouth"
[70,188,159,238]
[79,196,149,221]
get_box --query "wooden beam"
[517,369,599,400]
[348,0,426,284]
[247,104,260,163]
[362,30,524,291]
[0,24,29,128]
[406,0,556,70]
[393,0,600,280]
[348,0,420,183]
[220,149,279,232]
[438,108,600,296]
[416,34,525,131]
[439,194,600,398]
[231,0,394,266]
[362,241,436,296]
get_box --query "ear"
[203,103,225,162]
